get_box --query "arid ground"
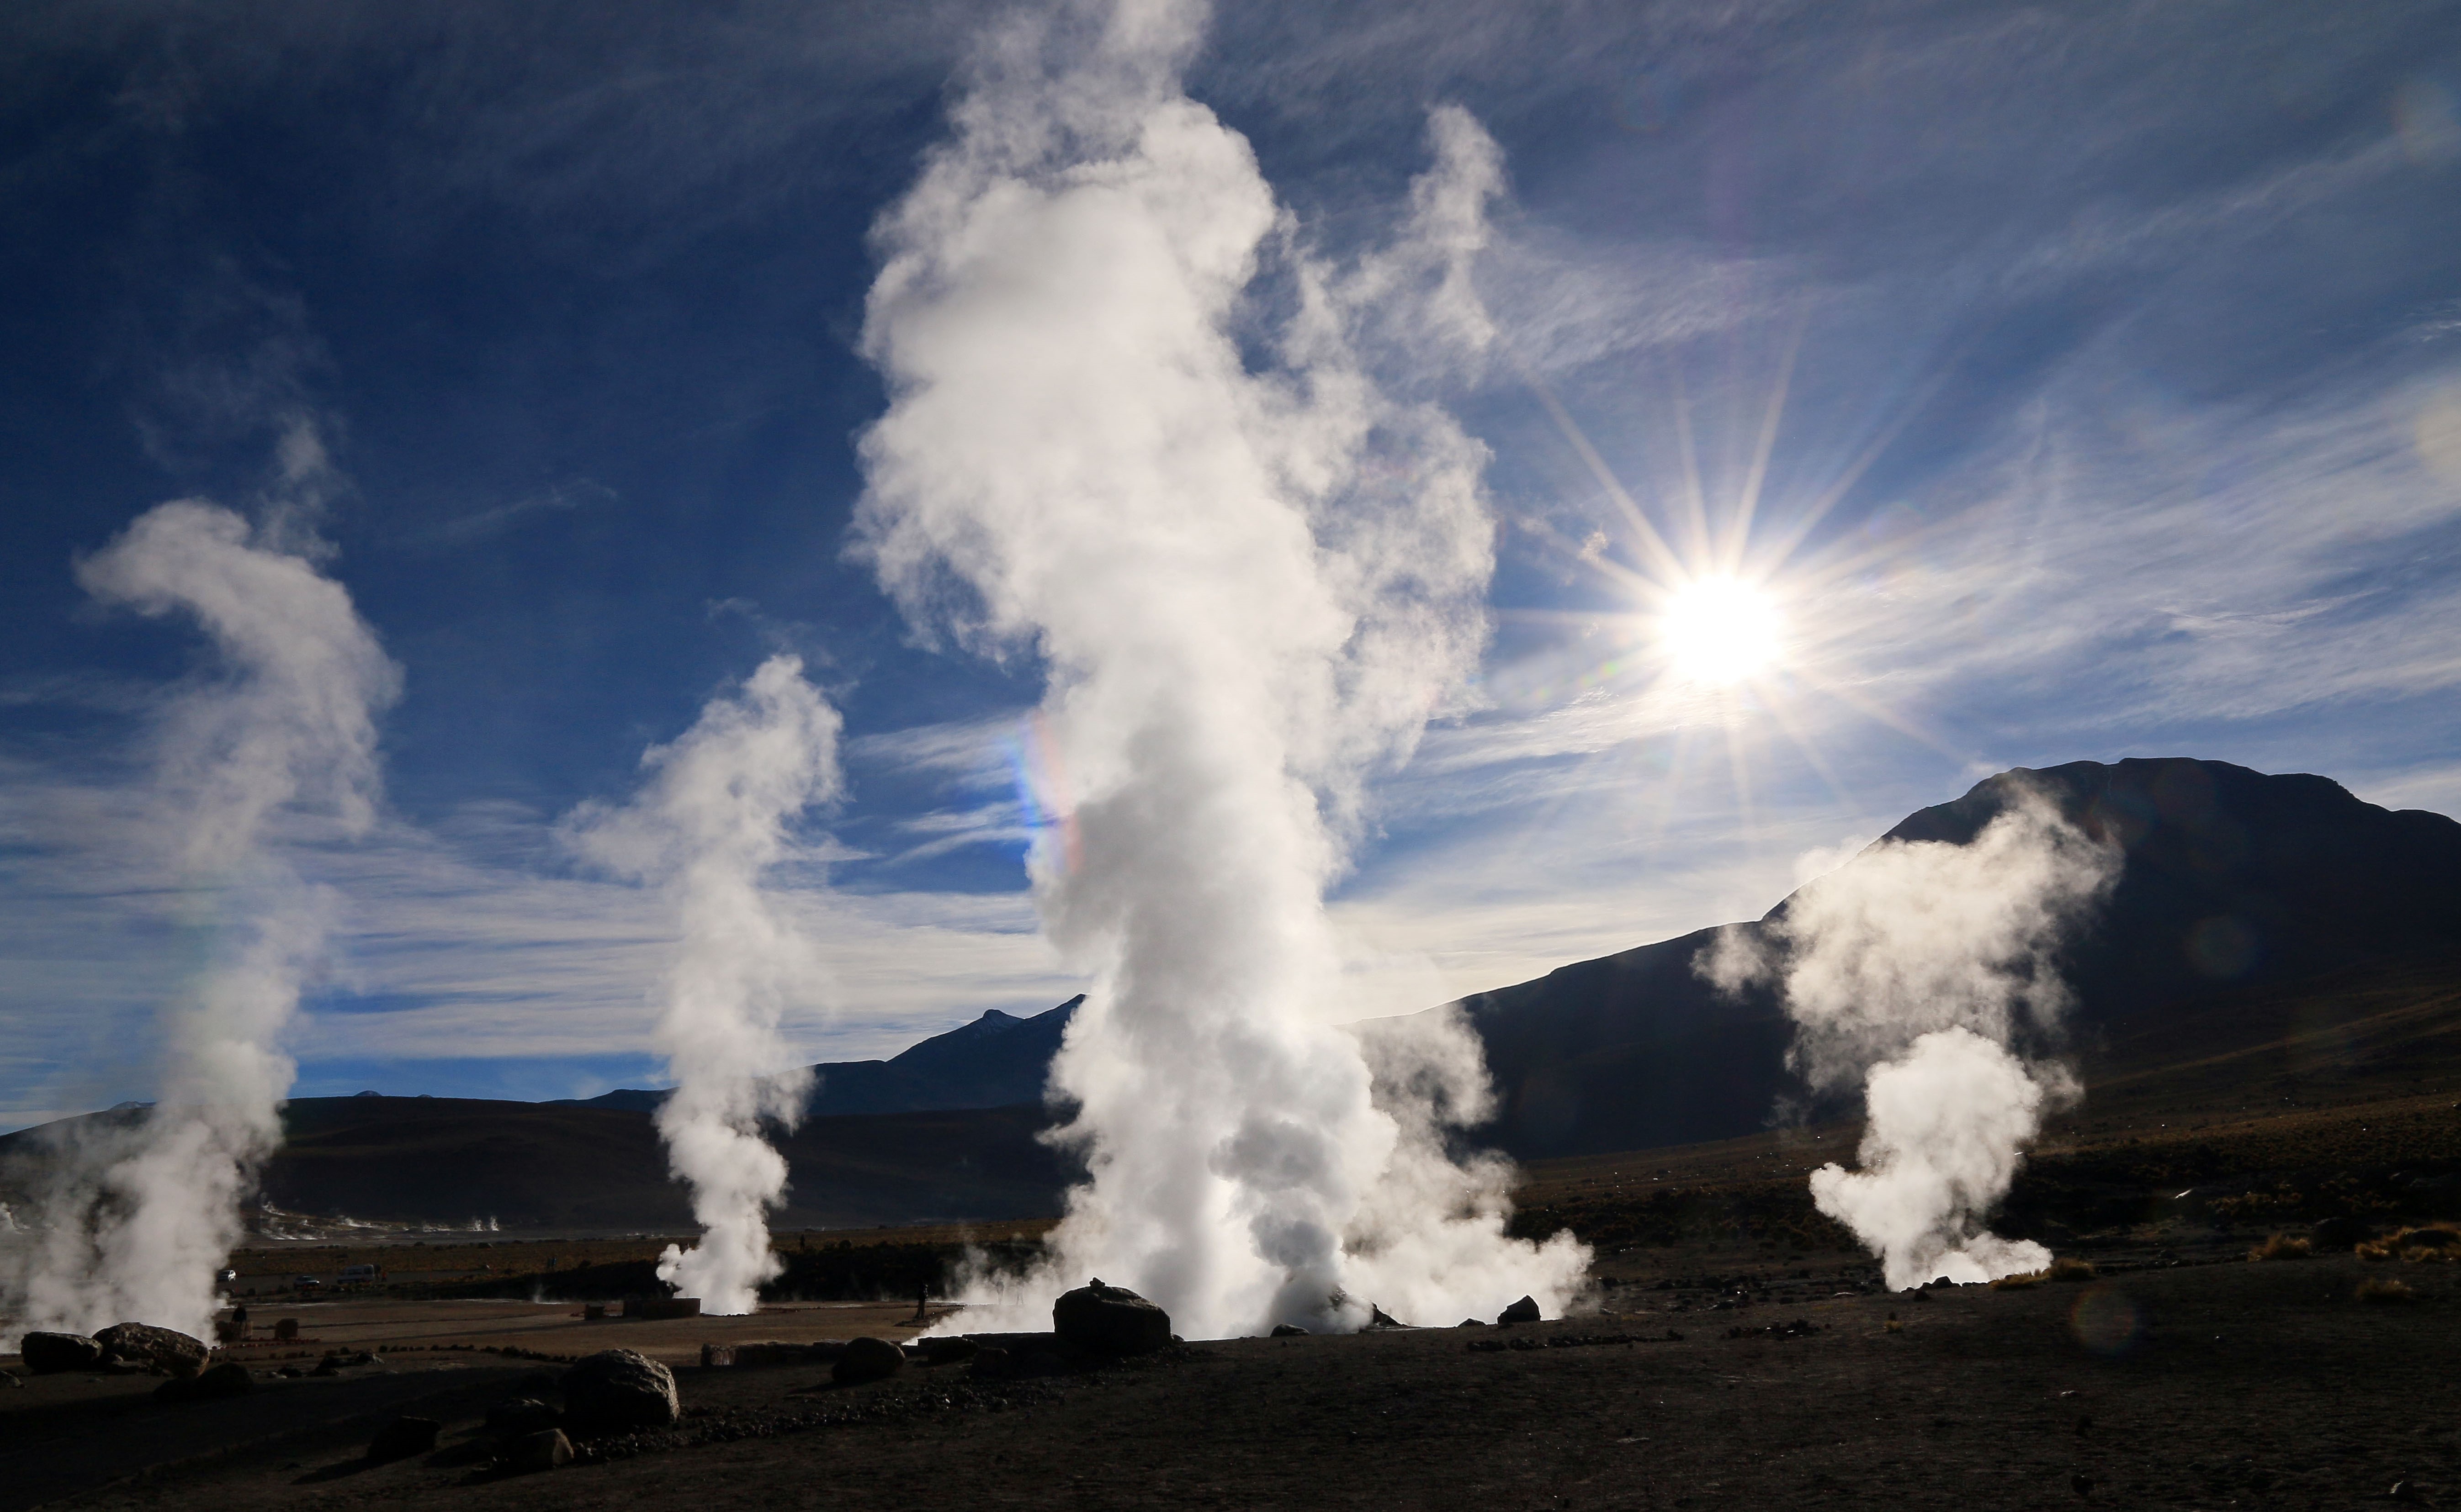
[6,1244,2457,1511]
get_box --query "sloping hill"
[1432,757,2461,1158]
[558,997,1081,1117]
[6,757,2451,1232]
[0,1098,1081,1234]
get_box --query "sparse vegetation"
[2357,1276,2417,1304]
[1990,1256,2095,1289]
[2248,1232,2313,1261]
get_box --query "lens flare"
[1659,576,1782,685]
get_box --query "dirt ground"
[9,1248,2457,1511]
[201,1296,949,1369]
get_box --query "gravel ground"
[21,1249,2458,1511]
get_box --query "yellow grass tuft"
[1989,1270,2042,1290]
[2249,1232,2313,1262]
[2356,1276,2417,1304]
[2048,1257,2097,1282]
[2356,1241,2398,1262]
[1991,1255,2094,1289]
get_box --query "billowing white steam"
[856,0,1586,1338]
[5,502,397,1343]
[565,655,839,1314]
[1702,788,2117,1289]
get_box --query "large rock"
[20,1332,104,1374]
[1497,1296,1542,1326]
[1053,1279,1171,1356]
[486,1398,561,1434]
[500,1428,573,1473]
[2312,1216,2371,1252]
[562,1349,679,1436]
[831,1335,906,1385]
[95,1322,209,1378]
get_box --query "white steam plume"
[564,655,839,1315]
[1701,788,2118,1289]
[5,501,398,1343]
[857,0,1586,1339]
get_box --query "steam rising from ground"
[565,656,839,1314]
[856,0,1585,1338]
[4,502,397,1343]
[1703,789,2117,1289]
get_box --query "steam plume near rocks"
[855,0,1586,1338]
[1702,789,2118,1289]
[564,656,840,1314]
[3,501,398,1343]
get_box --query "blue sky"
[4,0,2458,1130]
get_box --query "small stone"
[366,1416,441,1464]
[500,1428,573,1473]
[20,1332,104,1375]
[1053,1280,1172,1356]
[1497,1296,1542,1326]
[95,1322,210,1379]
[562,1349,679,1435]
[832,1335,906,1385]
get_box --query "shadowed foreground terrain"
[9,1252,2457,1510]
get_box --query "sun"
[1658,576,1783,685]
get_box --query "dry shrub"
[2400,1247,2456,1264]
[2049,1257,2097,1282]
[1883,1317,1904,1333]
[1990,1270,2043,1290]
[2356,1241,2398,1263]
[2357,1276,2417,1304]
[2249,1233,2313,1262]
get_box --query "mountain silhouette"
[1439,756,2461,1157]
[556,994,1082,1117]
[4,758,2451,1228]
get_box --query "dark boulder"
[969,1346,1013,1379]
[500,1428,573,1473]
[366,1416,441,1464]
[1053,1279,1171,1356]
[2313,1216,2371,1251]
[1270,1323,1310,1338]
[831,1335,906,1385]
[562,1349,679,1436]
[486,1398,561,1434]
[20,1332,104,1374]
[1497,1296,1542,1326]
[923,1337,979,1365]
[95,1322,209,1378]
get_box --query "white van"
[338,1263,380,1285]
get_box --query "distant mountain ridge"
[5,757,2453,1230]
[1433,756,2461,1158]
[556,995,1082,1118]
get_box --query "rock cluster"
[832,1335,906,1385]
[1054,1279,1171,1356]
[96,1322,209,1378]
[562,1348,679,1436]
[20,1332,105,1374]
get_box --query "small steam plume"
[564,656,839,1314]
[5,501,398,1343]
[857,0,1586,1338]
[1701,787,2117,1289]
